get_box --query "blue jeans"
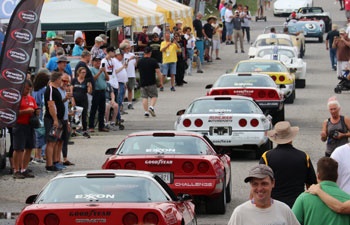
[329,48,337,69]
[195,40,204,63]
[117,83,126,121]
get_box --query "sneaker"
[170,86,176,92]
[31,159,39,164]
[160,86,164,91]
[22,170,35,178]
[36,158,46,163]
[121,110,128,115]
[98,127,109,132]
[148,106,156,117]
[197,70,204,73]
[83,131,91,138]
[128,104,134,110]
[241,50,245,53]
[235,50,238,53]
[63,160,75,166]
[13,171,25,179]
[54,162,66,170]
[46,165,59,172]
[144,112,150,118]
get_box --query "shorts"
[141,84,158,98]
[213,39,220,50]
[127,77,136,91]
[204,39,213,49]
[13,124,35,150]
[44,117,63,142]
[35,127,46,148]
[161,62,176,75]
[225,22,233,36]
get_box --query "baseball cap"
[99,34,109,40]
[95,36,104,42]
[115,48,124,55]
[92,56,102,61]
[244,164,274,183]
[144,46,152,54]
[56,55,70,63]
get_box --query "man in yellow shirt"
[160,32,180,91]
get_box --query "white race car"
[174,95,272,158]
[274,0,313,17]
[255,46,307,88]
[248,33,298,58]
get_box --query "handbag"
[29,114,40,129]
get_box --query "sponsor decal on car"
[75,218,107,223]
[145,148,176,153]
[74,194,115,200]
[145,159,173,165]
[69,210,111,217]
[175,182,213,187]
[208,116,233,122]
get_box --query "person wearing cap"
[202,15,217,62]
[326,24,339,71]
[120,42,137,110]
[54,55,70,75]
[90,36,105,65]
[148,33,163,66]
[46,47,72,76]
[137,46,163,118]
[332,28,350,78]
[259,121,317,208]
[175,20,183,35]
[50,36,64,58]
[137,26,149,52]
[114,48,128,121]
[292,157,350,225]
[228,164,300,225]
[232,9,244,53]
[152,25,162,36]
[321,96,350,157]
[88,56,109,132]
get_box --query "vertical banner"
[0,0,44,127]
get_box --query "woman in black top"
[71,67,92,134]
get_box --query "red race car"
[15,170,196,225]
[102,131,232,214]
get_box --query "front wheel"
[285,89,295,104]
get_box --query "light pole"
[110,0,119,47]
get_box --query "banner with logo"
[0,0,44,127]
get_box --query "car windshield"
[36,176,169,203]
[118,136,210,155]
[213,75,276,87]
[255,38,293,47]
[235,62,288,73]
[187,99,262,114]
[257,49,295,58]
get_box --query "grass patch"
[204,0,258,19]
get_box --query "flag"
[0,0,44,127]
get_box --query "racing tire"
[284,89,295,104]
[256,139,272,159]
[318,36,324,43]
[0,128,6,170]
[226,174,232,203]
[205,178,226,214]
[296,79,306,88]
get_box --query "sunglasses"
[62,80,69,83]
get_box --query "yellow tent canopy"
[83,0,165,31]
[130,0,194,31]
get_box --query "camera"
[329,130,339,138]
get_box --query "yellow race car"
[232,59,296,103]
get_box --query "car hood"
[274,0,309,9]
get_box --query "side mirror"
[176,109,186,116]
[205,84,213,89]
[25,195,37,204]
[177,193,193,202]
[105,148,117,155]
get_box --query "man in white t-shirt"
[114,48,128,120]
[331,143,350,194]
[120,42,137,110]
[227,164,300,225]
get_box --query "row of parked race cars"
[14,6,328,225]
